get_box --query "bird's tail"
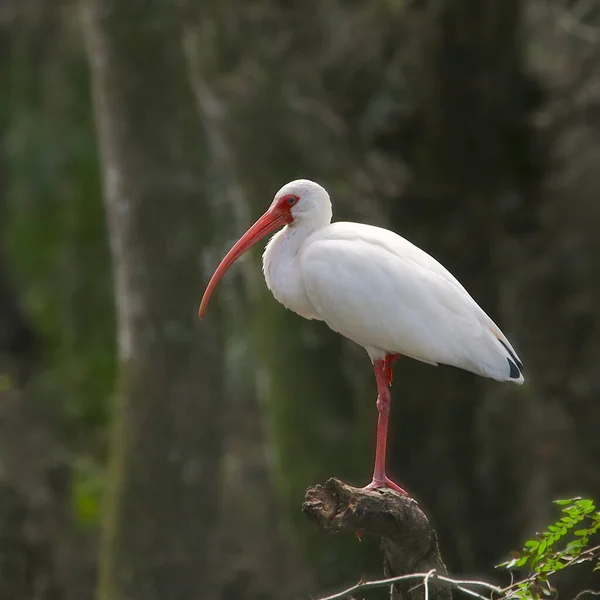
[490,327,524,384]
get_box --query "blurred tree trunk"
[379,0,541,573]
[83,2,225,599]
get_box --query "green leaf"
[578,499,595,511]
[561,516,573,524]
[537,540,547,555]
[525,540,539,549]
[515,556,529,568]
[565,541,582,552]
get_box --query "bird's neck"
[261,222,324,320]
[263,218,328,272]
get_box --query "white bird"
[199,179,524,496]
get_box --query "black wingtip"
[507,357,521,380]
[498,339,523,371]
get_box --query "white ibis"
[199,180,524,496]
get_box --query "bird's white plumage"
[262,180,523,383]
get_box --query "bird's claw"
[363,477,410,497]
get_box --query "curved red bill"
[198,208,291,318]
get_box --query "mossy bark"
[84,2,225,599]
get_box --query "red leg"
[383,352,401,386]
[362,355,410,497]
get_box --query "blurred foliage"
[4,6,113,522]
[72,457,106,528]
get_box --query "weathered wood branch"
[303,478,452,600]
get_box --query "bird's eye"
[286,195,299,206]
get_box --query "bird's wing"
[299,222,523,382]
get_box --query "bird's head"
[270,179,332,227]
[198,179,332,318]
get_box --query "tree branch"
[303,478,452,600]
[311,570,503,600]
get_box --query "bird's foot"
[363,476,410,497]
